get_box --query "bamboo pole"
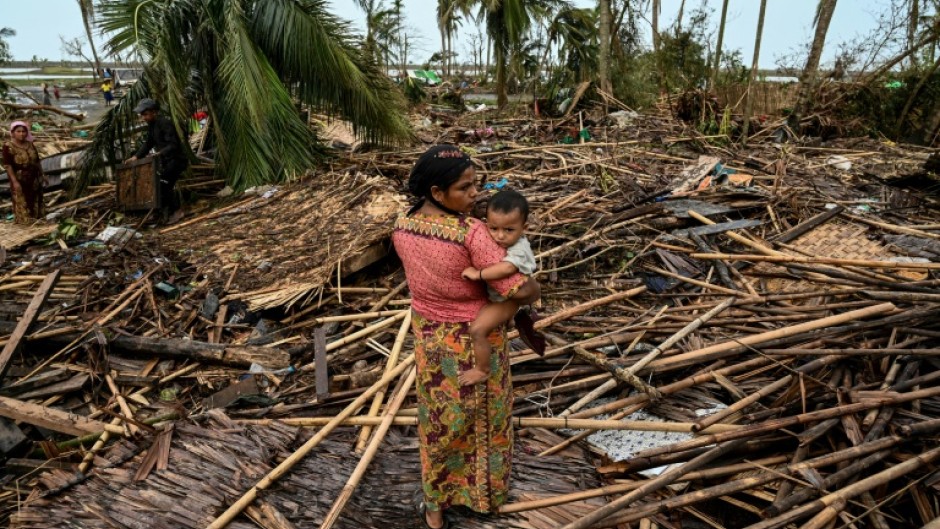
[750,445,940,529]
[560,439,748,529]
[643,303,895,373]
[551,335,661,399]
[570,356,777,420]
[294,310,405,329]
[205,354,417,529]
[693,252,940,270]
[236,415,739,433]
[500,454,791,513]
[319,367,417,529]
[104,373,138,436]
[630,297,736,375]
[533,286,647,330]
[299,311,408,373]
[634,384,940,460]
[355,311,412,452]
[688,210,777,255]
[693,354,843,432]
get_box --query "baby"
[460,189,545,386]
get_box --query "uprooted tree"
[76,0,412,192]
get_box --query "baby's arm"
[462,261,518,282]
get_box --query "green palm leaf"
[78,0,412,193]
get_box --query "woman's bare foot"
[458,367,489,386]
[425,508,444,528]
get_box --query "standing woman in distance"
[2,122,45,224]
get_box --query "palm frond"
[250,0,412,144]
[77,0,411,192]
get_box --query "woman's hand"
[458,367,489,386]
[462,267,482,281]
[8,175,21,194]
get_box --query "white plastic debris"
[608,110,640,128]
[826,155,852,171]
[95,226,142,245]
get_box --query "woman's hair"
[10,124,26,132]
[487,189,529,221]
[407,145,472,199]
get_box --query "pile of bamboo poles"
[1,104,939,528]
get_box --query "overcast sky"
[3,0,886,68]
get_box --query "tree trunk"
[485,35,492,85]
[651,0,660,54]
[709,0,730,91]
[598,0,612,94]
[447,30,454,77]
[790,0,838,132]
[440,26,447,76]
[496,39,508,108]
[896,54,940,137]
[909,0,921,68]
[741,0,768,144]
[77,0,101,80]
[676,0,687,33]
[652,0,663,93]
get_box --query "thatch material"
[161,174,406,310]
[11,413,603,529]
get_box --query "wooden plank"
[203,376,260,410]
[773,205,845,244]
[0,368,70,396]
[686,219,763,237]
[0,270,60,381]
[340,243,388,277]
[15,373,89,400]
[314,327,329,400]
[0,395,121,436]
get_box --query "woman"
[2,122,45,224]
[392,145,541,529]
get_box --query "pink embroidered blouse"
[392,213,527,323]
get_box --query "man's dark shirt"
[134,115,188,164]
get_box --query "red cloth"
[393,212,526,323]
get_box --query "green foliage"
[608,3,715,108]
[0,27,13,64]
[826,66,940,141]
[78,0,412,192]
[0,27,14,97]
[714,49,749,87]
[402,77,426,103]
[653,22,710,91]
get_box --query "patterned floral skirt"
[412,311,513,513]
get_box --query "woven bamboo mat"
[11,414,604,529]
[0,222,55,250]
[758,221,923,293]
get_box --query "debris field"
[0,105,939,529]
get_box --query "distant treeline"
[5,60,143,69]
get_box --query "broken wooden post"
[0,270,60,381]
[0,395,122,436]
[313,327,329,401]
